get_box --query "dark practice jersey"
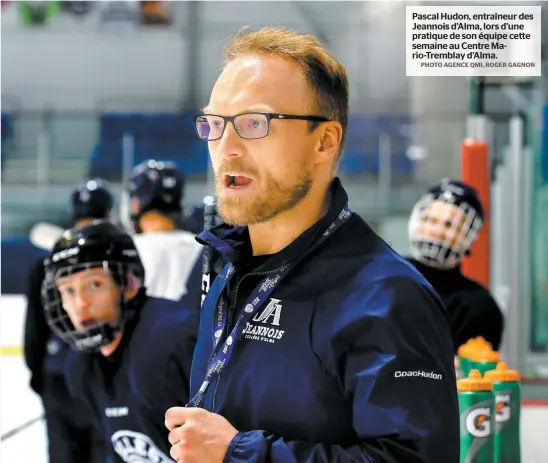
[24,256,71,393]
[406,258,504,352]
[65,296,199,463]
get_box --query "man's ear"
[315,121,343,165]
[130,198,141,215]
[124,272,142,300]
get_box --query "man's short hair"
[224,27,350,155]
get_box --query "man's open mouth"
[224,174,253,188]
[81,319,98,329]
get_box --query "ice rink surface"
[1,356,547,462]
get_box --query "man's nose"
[216,122,245,160]
[73,291,92,315]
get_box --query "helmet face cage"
[42,260,139,353]
[408,192,483,269]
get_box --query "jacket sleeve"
[223,277,460,463]
[23,258,49,395]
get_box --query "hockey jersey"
[132,230,202,301]
[406,258,504,351]
[65,296,199,463]
[24,256,71,391]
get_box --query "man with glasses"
[165,27,459,463]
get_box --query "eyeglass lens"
[196,114,269,140]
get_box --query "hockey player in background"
[407,179,504,352]
[41,221,199,463]
[23,178,113,463]
[127,159,203,302]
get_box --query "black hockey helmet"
[127,159,185,231]
[70,178,114,223]
[42,221,145,353]
[408,179,484,269]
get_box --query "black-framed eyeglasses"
[194,112,329,141]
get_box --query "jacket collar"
[196,177,349,268]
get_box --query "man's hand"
[165,407,239,463]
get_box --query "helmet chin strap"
[71,298,126,353]
[71,322,120,353]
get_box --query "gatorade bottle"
[458,337,493,378]
[457,369,495,463]
[457,339,478,378]
[470,350,500,377]
[484,363,521,463]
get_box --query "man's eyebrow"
[243,104,277,113]
[201,104,277,115]
[56,278,71,288]
[57,269,106,285]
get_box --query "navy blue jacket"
[66,296,199,463]
[191,178,460,463]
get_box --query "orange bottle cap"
[484,362,521,382]
[457,346,469,357]
[475,337,493,349]
[457,338,493,358]
[458,343,477,357]
[457,369,493,391]
[470,350,500,362]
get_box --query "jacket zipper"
[211,266,285,412]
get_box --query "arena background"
[0,1,547,461]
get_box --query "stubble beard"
[215,169,313,226]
